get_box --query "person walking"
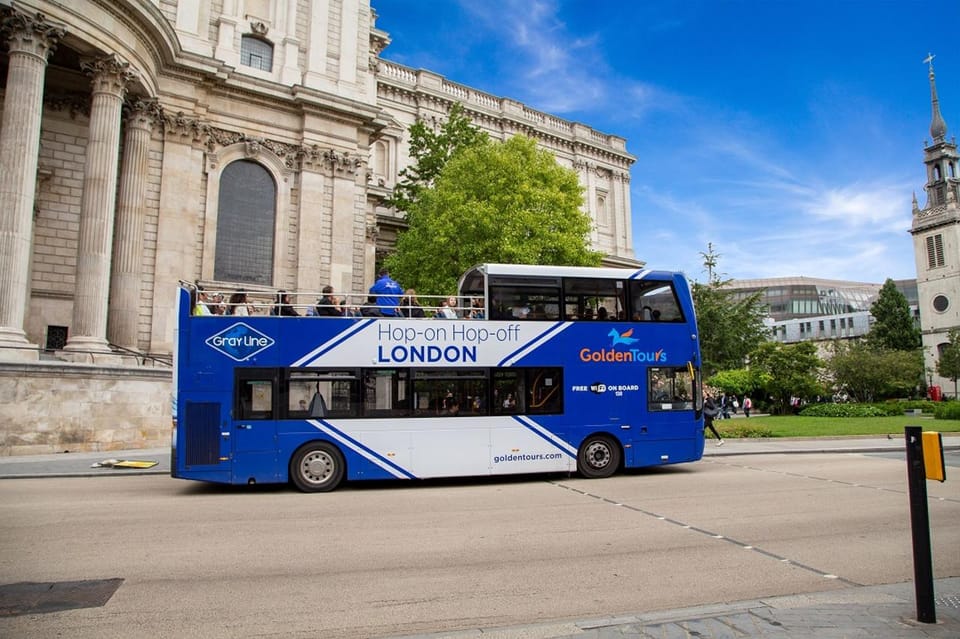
[742,395,752,418]
[703,394,724,446]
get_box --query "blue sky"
[372,0,959,284]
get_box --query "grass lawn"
[715,415,960,438]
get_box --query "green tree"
[936,329,960,398]
[828,341,924,402]
[706,368,764,396]
[750,341,823,414]
[866,279,920,351]
[385,102,489,214]
[691,245,769,375]
[385,136,601,295]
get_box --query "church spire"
[925,53,948,143]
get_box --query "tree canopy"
[385,135,601,295]
[385,103,489,214]
[691,245,770,375]
[866,279,920,351]
[827,340,923,402]
[750,341,823,413]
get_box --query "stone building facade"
[0,0,637,453]
[911,58,960,397]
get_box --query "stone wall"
[0,362,172,455]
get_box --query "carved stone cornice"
[0,8,65,60]
[161,109,364,174]
[300,145,365,175]
[44,92,91,119]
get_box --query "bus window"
[363,369,410,417]
[236,369,276,420]
[413,369,487,416]
[629,280,684,322]
[647,366,695,410]
[286,369,359,419]
[493,370,523,414]
[526,368,562,414]
[564,278,624,320]
[489,276,561,320]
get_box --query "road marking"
[552,481,862,587]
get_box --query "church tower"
[910,55,960,396]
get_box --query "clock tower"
[910,55,960,396]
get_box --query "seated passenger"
[315,285,344,316]
[435,299,458,319]
[441,399,460,416]
[272,291,299,316]
[528,304,547,320]
[597,307,609,320]
[360,295,383,317]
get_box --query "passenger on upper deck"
[193,285,212,316]
[360,295,384,317]
[226,290,252,316]
[400,289,425,318]
[435,298,458,319]
[370,268,402,316]
[315,285,343,317]
[272,291,299,317]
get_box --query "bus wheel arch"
[576,433,622,479]
[289,440,345,492]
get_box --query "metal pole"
[904,426,936,623]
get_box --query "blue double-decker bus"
[172,264,705,491]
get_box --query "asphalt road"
[0,452,957,638]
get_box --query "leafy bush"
[887,399,938,412]
[799,403,900,418]
[934,401,960,420]
[717,423,774,438]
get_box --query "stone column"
[0,10,64,361]
[63,54,138,358]
[107,99,156,350]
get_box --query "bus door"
[640,364,700,463]
[232,369,280,483]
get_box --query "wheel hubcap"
[586,442,610,469]
[302,452,333,484]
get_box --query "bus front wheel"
[577,435,620,479]
[290,442,345,492]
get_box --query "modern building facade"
[725,277,920,356]
[910,57,960,394]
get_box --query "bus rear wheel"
[290,442,345,492]
[577,435,620,479]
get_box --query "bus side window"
[526,368,562,415]
[237,376,274,420]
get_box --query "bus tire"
[290,442,345,492]
[577,435,620,479]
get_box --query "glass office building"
[724,277,918,344]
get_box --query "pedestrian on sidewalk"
[703,394,724,446]
[743,395,752,418]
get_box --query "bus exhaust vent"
[185,402,220,466]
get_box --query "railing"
[186,283,485,319]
